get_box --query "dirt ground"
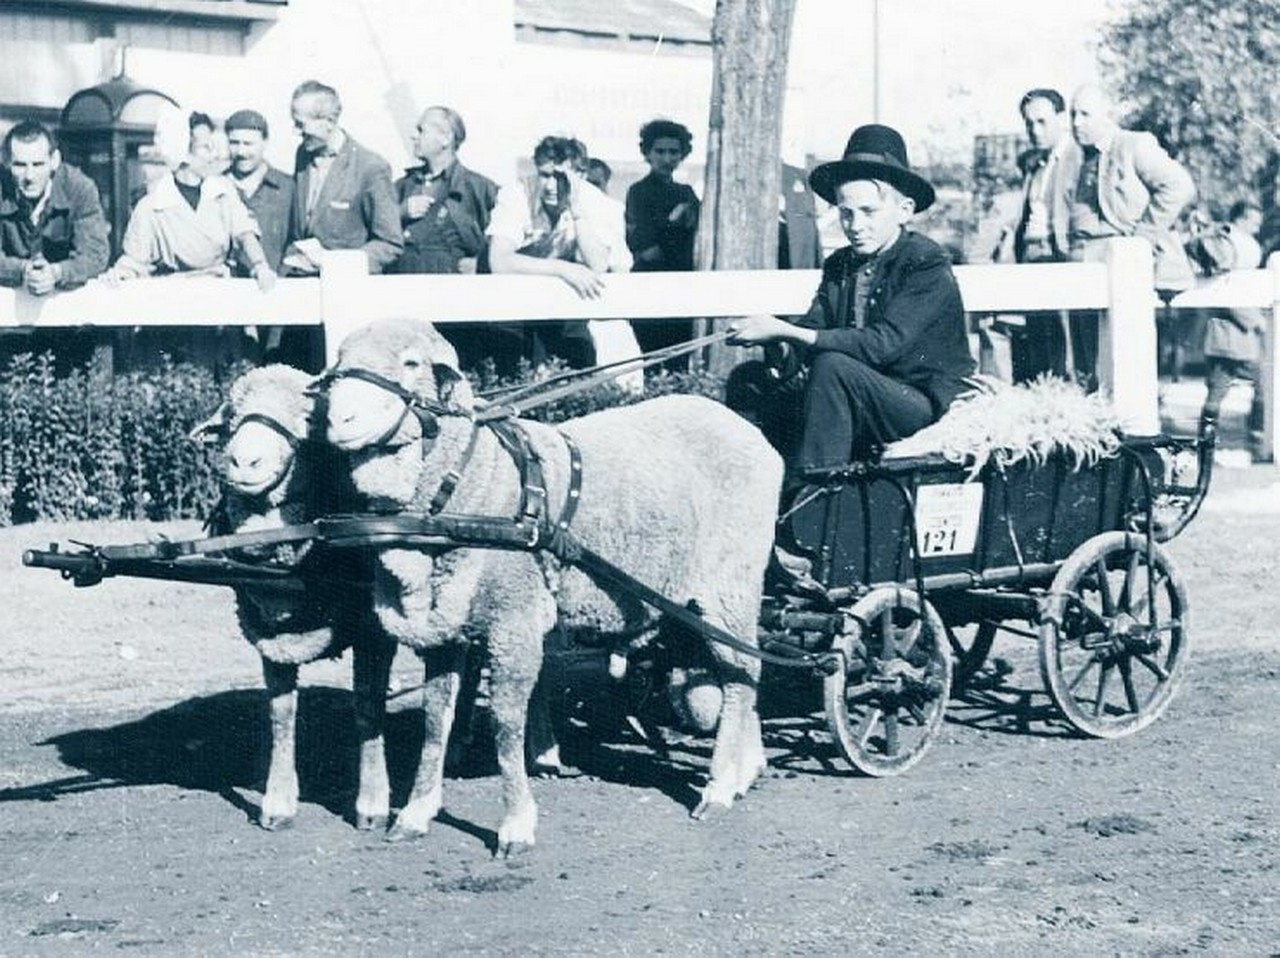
[1,464,1278,956]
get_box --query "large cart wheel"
[824,587,953,776]
[1039,531,1188,738]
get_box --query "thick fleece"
[326,318,784,854]
[195,364,394,832]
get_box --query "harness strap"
[475,329,732,421]
[237,413,301,450]
[95,522,323,561]
[488,417,547,528]
[545,435,583,556]
[427,420,481,515]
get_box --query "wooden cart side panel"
[783,451,1137,593]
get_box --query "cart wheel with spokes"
[824,587,953,776]
[1039,531,1188,738]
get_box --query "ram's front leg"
[351,614,396,830]
[387,643,467,841]
[489,649,542,858]
[259,658,299,830]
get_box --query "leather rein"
[316,365,584,554]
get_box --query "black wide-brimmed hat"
[809,124,935,212]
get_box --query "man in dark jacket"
[286,80,403,275]
[283,80,402,370]
[728,124,974,471]
[226,109,294,274]
[395,105,497,277]
[0,120,109,295]
[393,105,498,371]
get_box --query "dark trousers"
[1010,311,1070,382]
[1203,356,1264,438]
[1069,310,1100,392]
[633,318,694,371]
[799,352,934,471]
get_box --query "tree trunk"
[697,0,798,375]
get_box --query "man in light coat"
[1048,84,1196,387]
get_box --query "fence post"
[319,251,374,366]
[1263,253,1280,463]
[1101,237,1160,435]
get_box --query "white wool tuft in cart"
[885,375,1122,478]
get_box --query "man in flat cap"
[728,123,974,472]
[225,108,296,361]
[226,109,294,276]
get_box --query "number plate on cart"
[914,483,984,557]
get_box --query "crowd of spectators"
[0,77,1268,455]
[992,83,1265,459]
[0,80,706,376]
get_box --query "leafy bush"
[0,352,237,526]
[0,350,727,526]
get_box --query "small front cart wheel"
[1039,531,1188,738]
[824,587,952,776]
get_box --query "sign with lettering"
[914,483,984,557]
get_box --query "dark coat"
[795,229,975,415]
[393,159,498,273]
[238,165,294,273]
[0,163,109,289]
[292,133,403,273]
[625,171,699,272]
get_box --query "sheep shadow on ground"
[551,663,856,803]
[947,672,1081,740]
[0,688,471,827]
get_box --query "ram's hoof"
[495,839,534,859]
[385,820,428,844]
[258,813,295,832]
[689,799,730,822]
[531,760,583,779]
[355,813,388,832]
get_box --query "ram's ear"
[188,403,232,445]
[434,361,475,412]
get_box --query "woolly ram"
[192,364,396,831]
[323,318,784,855]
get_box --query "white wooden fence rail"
[0,240,1276,457]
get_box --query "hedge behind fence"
[0,351,726,526]
[0,353,232,525]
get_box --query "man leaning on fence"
[286,80,402,277]
[486,135,637,374]
[0,120,109,296]
[1047,84,1196,388]
[994,88,1072,382]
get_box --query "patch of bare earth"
[1,469,1277,954]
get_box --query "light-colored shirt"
[117,170,258,276]
[28,182,52,227]
[232,163,269,201]
[1023,150,1058,242]
[305,129,346,225]
[488,175,632,273]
